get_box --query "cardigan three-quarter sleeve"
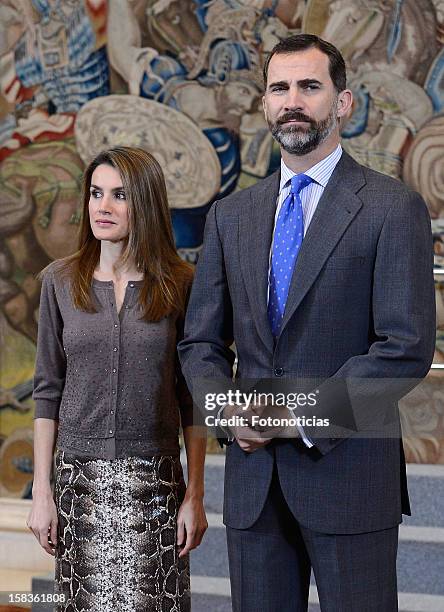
[33,269,66,420]
[175,310,194,429]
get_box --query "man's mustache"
[276,112,314,126]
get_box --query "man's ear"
[262,95,267,117]
[337,89,353,119]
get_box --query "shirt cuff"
[34,399,60,420]
[296,424,314,448]
[287,406,313,448]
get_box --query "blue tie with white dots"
[268,173,313,338]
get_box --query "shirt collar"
[279,144,343,192]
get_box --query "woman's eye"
[90,190,101,198]
[115,192,126,200]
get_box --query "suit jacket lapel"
[279,151,366,336]
[239,170,280,354]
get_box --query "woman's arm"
[177,425,208,558]
[27,418,58,555]
[28,267,66,554]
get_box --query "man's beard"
[268,103,338,155]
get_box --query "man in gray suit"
[178,34,435,611]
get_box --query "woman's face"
[89,164,129,243]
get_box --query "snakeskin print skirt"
[54,451,190,612]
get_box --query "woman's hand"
[176,492,208,558]
[27,490,58,556]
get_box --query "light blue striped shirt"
[268,144,343,447]
[274,143,343,240]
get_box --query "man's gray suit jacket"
[179,151,435,534]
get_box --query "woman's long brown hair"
[56,146,193,321]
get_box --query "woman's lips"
[96,220,116,225]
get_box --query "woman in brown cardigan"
[27,146,207,611]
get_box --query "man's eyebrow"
[298,78,322,87]
[90,184,125,191]
[267,80,289,89]
[267,78,323,89]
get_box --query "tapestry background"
[1,0,444,497]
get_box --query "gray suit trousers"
[226,465,398,612]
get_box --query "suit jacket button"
[274,367,284,377]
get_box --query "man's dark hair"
[263,34,347,93]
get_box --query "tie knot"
[290,173,313,195]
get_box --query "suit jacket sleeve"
[302,190,436,455]
[178,201,236,436]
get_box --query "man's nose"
[283,87,304,111]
